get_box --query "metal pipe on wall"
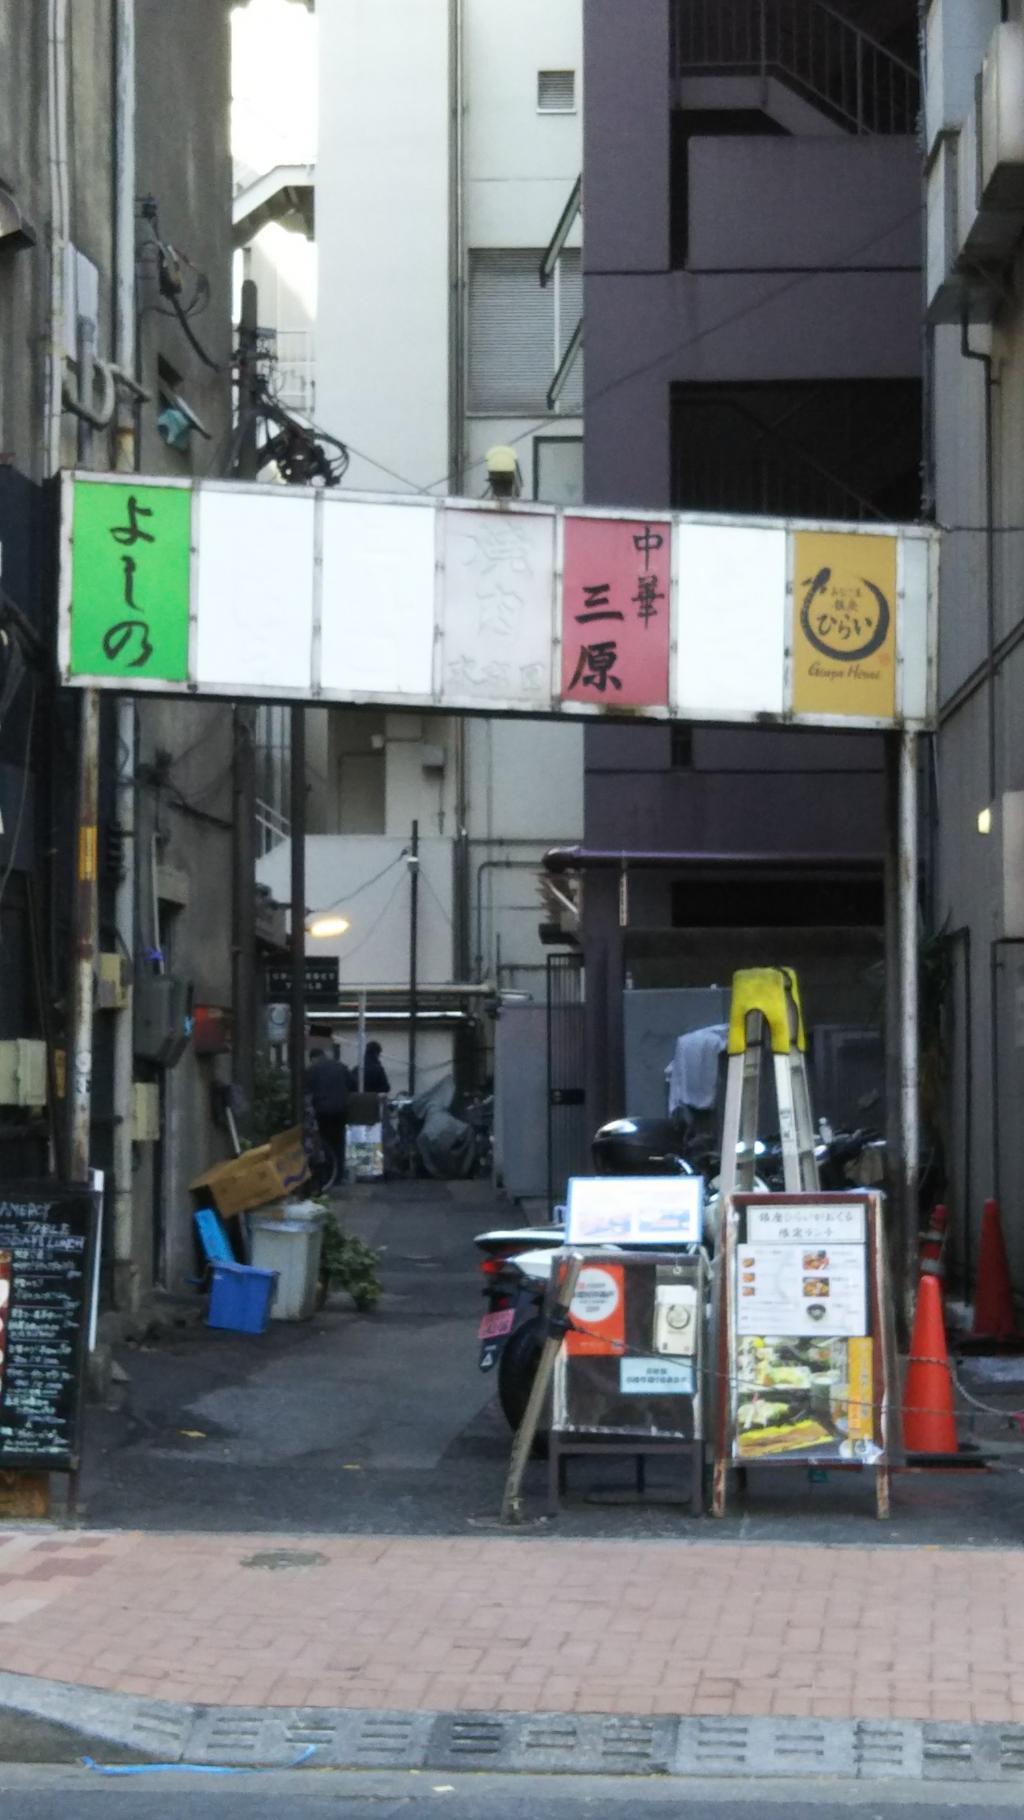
[289,706,306,1126]
[111,0,138,1305]
[45,0,70,476]
[408,821,420,1094]
[898,730,920,1327]
[69,691,101,1181]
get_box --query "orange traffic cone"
[903,1268,958,1457]
[972,1198,1017,1342]
[920,1203,949,1272]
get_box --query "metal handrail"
[673,0,919,136]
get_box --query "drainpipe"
[45,0,69,477]
[474,857,546,982]
[111,0,139,1307]
[961,314,1000,1209]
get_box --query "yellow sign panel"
[792,531,897,720]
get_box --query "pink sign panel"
[561,517,671,708]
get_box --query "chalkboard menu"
[0,1185,98,1472]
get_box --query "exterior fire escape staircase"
[672,0,919,136]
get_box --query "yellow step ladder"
[718,967,820,1202]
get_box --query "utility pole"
[289,705,306,1125]
[232,278,259,1113]
[408,820,420,1094]
[69,691,101,1181]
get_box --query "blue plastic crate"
[207,1260,277,1334]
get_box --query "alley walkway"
[0,1526,1022,1723]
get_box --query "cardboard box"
[190,1127,308,1219]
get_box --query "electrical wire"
[419,201,926,499]
[308,849,409,918]
[419,867,454,929]
[0,685,37,920]
[330,870,408,967]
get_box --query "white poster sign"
[440,509,555,709]
[195,488,315,691]
[565,1176,704,1247]
[735,1242,867,1338]
[320,498,436,699]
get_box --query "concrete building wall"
[0,0,236,1302]
[928,1,1024,1286]
[315,0,451,495]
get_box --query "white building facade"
[235,0,586,1091]
[925,0,1024,1287]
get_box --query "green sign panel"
[69,481,191,682]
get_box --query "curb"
[1,1673,1023,1783]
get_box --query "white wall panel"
[320,499,437,699]
[195,487,315,691]
[674,524,787,719]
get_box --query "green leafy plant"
[319,1209,382,1312]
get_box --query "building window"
[534,436,583,504]
[468,248,582,414]
[538,70,576,112]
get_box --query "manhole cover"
[240,1549,328,1571]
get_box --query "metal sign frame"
[712,1191,899,1520]
[58,473,938,733]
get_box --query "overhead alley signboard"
[59,475,937,731]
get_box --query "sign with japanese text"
[60,477,936,731]
[561,516,671,707]
[69,480,191,683]
[791,531,897,720]
[714,1193,899,1516]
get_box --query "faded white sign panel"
[440,510,555,710]
[320,499,436,699]
[195,487,315,692]
[674,524,786,720]
[899,535,931,725]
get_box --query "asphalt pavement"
[4,1768,1024,1816]
[76,1180,1024,1543]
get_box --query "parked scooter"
[474,1117,701,1433]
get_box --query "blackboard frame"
[0,1182,100,1475]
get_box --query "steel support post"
[69,690,101,1182]
[289,705,306,1126]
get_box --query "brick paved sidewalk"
[0,1529,1021,1724]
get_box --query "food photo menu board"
[713,1192,899,1519]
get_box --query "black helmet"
[591,1117,693,1177]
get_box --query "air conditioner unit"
[957,27,1024,271]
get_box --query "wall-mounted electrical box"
[134,976,194,1068]
[97,952,130,1011]
[0,1039,47,1108]
[132,1082,160,1143]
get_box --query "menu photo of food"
[803,1251,828,1271]
[802,1276,830,1298]
[735,1335,852,1460]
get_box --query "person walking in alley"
[305,1046,350,1183]
[360,1040,390,1094]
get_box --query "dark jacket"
[361,1054,390,1094]
[305,1056,350,1119]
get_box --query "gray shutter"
[557,249,583,414]
[468,248,583,415]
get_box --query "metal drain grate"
[855,1720,915,1779]
[355,1715,421,1759]
[693,1718,751,1770]
[1000,1730,1024,1778]
[429,1713,508,1766]
[522,1719,580,1756]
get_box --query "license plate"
[478,1307,516,1341]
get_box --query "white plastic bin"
[248,1209,324,1321]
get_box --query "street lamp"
[306,913,351,940]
